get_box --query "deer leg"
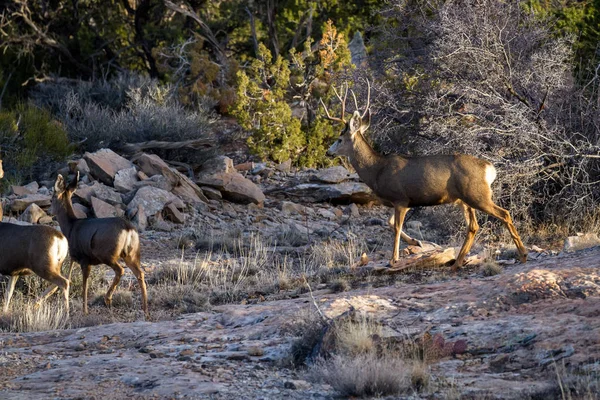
[390,205,410,265]
[66,260,75,281]
[453,203,479,271]
[387,214,423,247]
[477,203,527,263]
[34,275,70,316]
[80,263,91,314]
[104,263,124,309]
[126,261,149,319]
[3,276,18,313]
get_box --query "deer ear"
[54,175,66,194]
[66,172,79,192]
[349,111,362,135]
[360,109,371,133]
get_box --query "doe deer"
[0,159,70,313]
[52,173,148,318]
[321,81,528,269]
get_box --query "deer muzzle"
[327,140,341,156]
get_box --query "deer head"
[321,81,371,158]
[52,172,79,213]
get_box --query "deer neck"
[54,197,78,237]
[348,132,384,179]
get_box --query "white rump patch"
[485,164,497,186]
[50,236,69,266]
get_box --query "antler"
[319,83,350,124]
[361,79,371,119]
[349,79,372,118]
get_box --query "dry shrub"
[0,302,69,333]
[375,0,600,232]
[481,260,503,277]
[306,311,430,397]
[311,353,410,397]
[310,233,367,269]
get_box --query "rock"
[197,172,265,205]
[563,233,600,252]
[317,208,337,220]
[38,216,53,225]
[11,182,39,197]
[68,159,91,176]
[113,167,139,193]
[127,186,183,217]
[283,182,376,204]
[128,204,147,232]
[280,201,304,215]
[91,197,122,219]
[135,153,208,204]
[199,156,235,174]
[251,163,267,174]
[74,182,122,206]
[84,148,134,186]
[275,159,292,172]
[164,203,185,224]
[149,214,174,232]
[234,162,254,172]
[345,203,360,217]
[72,203,89,219]
[348,31,368,67]
[247,346,264,357]
[313,166,353,183]
[133,175,172,192]
[10,194,52,212]
[200,186,222,201]
[19,203,47,224]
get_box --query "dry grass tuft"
[0,302,69,333]
[311,353,409,397]
[481,260,503,277]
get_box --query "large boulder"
[84,148,135,186]
[312,166,355,184]
[74,181,122,206]
[113,167,139,193]
[10,193,52,212]
[19,203,47,224]
[197,172,265,205]
[11,181,39,197]
[282,182,376,204]
[127,186,184,217]
[91,197,123,219]
[135,153,208,204]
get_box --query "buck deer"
[0,159,70,313]
[52,173,148,318]
[321,81,528,269]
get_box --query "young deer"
[52,173,148,318]
[0,224,70,313]
[321,82,528,269]
[0,159,70,313]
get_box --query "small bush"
[481,260,503,277]
[311,353,409,397]
[0,104,72,182]
[0,303,69,333]
[30,73,216,154]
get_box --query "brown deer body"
[0,224,70,313]
[52,174,148,317]
[322,82,528,269]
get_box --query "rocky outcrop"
[84,148,135,186]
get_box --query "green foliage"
[233,44,305,164]
[233,20,355,167]
[0,104,72,182]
